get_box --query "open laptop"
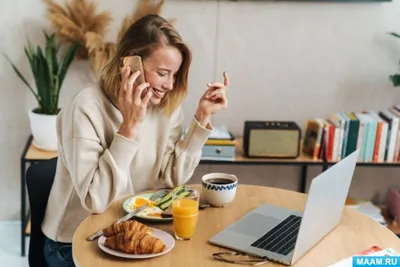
[209,149,359,265]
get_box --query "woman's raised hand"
[117,66,152,139]
[196,71,230,120]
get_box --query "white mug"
[201,173,238,207]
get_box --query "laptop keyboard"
[250,214,302,256]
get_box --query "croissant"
[104,230,166,254]
[103,220,151,237]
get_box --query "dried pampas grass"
[44,0,173,77]
[43,0,112,59]
[86,0,172,78]
[85,31,116,78]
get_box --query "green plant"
[2,32,78,115]
[389,32,400,87]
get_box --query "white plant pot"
[28,109,58,151]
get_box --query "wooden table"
[72,185,400,267]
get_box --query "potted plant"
[389,32,400,87]
[3,32,78,151]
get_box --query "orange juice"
[172,198,199,240]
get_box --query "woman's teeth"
[152,88,165,98]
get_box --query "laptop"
[208,149,359,265]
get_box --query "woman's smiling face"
[142,45,183,106]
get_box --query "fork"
[116,188,170,223]
[148,188,170,202]
[86,188,170,241]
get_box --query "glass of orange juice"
[171,187,199,240]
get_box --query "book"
[208,125,234,140]
[379,109,399,162]
[345,112,360,157]
[183,124,235,145]
[302,119,324,160]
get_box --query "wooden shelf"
[25,143,57,160]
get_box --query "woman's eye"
[157,72,167,77]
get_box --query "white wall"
[1,0,400,220]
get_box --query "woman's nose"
[163,77,174,91]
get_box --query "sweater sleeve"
[60,97,140,214]
[62,134,139,214]
[159,108,212,187]
[63,134,138,213]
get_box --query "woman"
[41,14,229,267]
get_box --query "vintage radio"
[243,121,301,158]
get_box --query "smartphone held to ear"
[122,56,146,84]
[121,56,149,98]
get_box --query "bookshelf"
[208,138,400,166]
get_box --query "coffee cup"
[201,173,238,207]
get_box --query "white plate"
[123,193,172,222]
[98,228,175,259]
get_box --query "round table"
[72,184,400,266]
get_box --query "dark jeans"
[43,237,75,267]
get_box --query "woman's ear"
[119,57,125,68]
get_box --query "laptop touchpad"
[227,213,280,238]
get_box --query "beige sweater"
[41,85,212,242]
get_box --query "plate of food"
[122,186,191,222]
[98,220,175,259]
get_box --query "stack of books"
[302,105,400,163]
[201,125,236,161]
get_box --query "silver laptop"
[209,149,359,265]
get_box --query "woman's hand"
[195,72,230,126]
[117,66,152,139]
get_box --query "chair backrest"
[26,157,58,267]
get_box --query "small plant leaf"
[58,41,78,88]
[45,32,55,80]
[388,32,400,39]
[389,74,400,87]
[3,32,77,114]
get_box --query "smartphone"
[122,55,146,85]
[121,55,148,98]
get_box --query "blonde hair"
[100,14,191,116]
